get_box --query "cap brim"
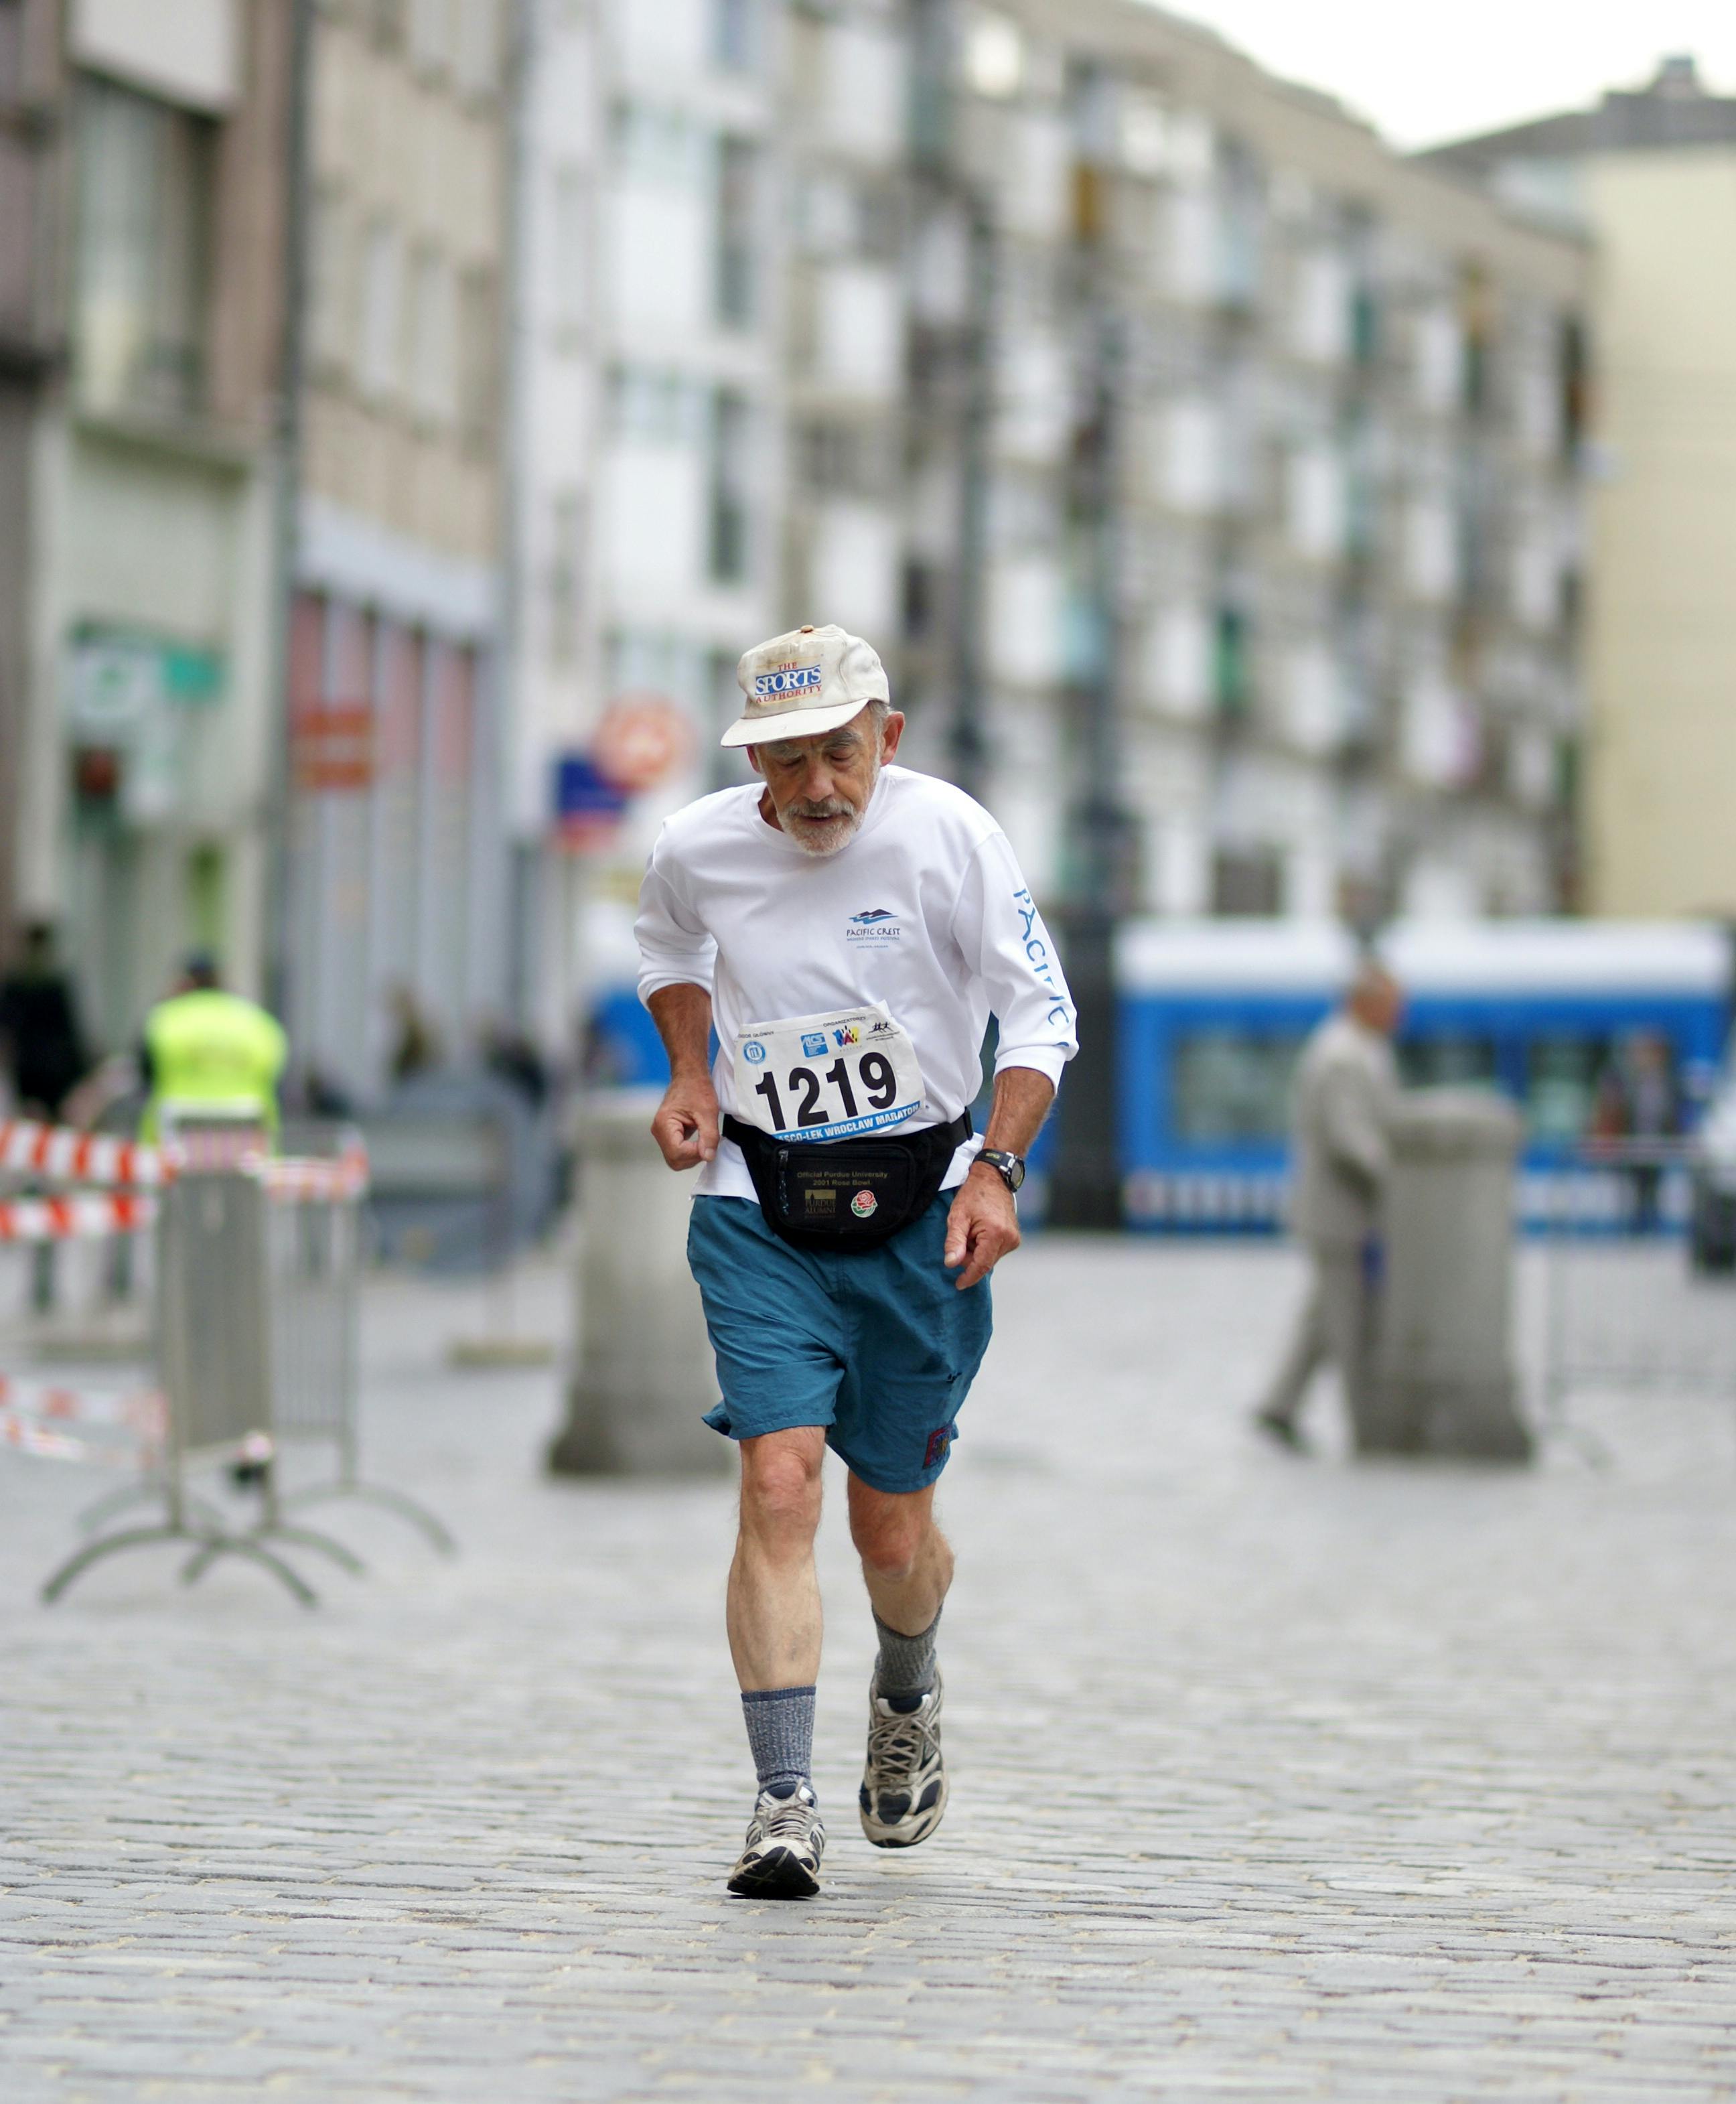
[719,695,885,748]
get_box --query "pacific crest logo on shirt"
[847,907,903,944]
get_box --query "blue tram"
[1116,920,1733,1231]
[585,914,1733,1233]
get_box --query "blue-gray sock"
[873,1608,940,1712]
[741,1685,816,1797]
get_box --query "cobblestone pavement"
[4,1236,1736,2101]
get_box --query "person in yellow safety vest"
[140,953,289,1144]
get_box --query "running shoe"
[859,1671,947,1849]
[727,1782,825,1899]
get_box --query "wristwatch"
[976,1147,1027,1193]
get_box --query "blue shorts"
[686,1194,993,1495]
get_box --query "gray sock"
[873,1608,941,1707]
[741,1685,815,1797]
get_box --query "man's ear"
[746,746,765,778]
[879,710,906,762]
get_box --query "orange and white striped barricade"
[37,1109,358,1605]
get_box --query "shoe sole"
[727,1846,822,1900]
[860,1772,948,1850]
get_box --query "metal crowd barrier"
[268,1120,453,1553]
[1534,1141,1736,1464]
[0,1109,454,1604]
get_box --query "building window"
[550,164,587,337]
[0,0,23,107]
[1559,316,1587,461]
[408,0,450,77]
[713,0,757,72]
[1214,605,1251,719]
[75,78,215,418]
[709,390,750,584]
[1210,849,1284,918]
[547,490,583,667]
[457,265,498,450]
[408,247,457,424]
[1351,284,1378,366]
[358,217,405,399]
[309,186,354,374]
[1461,269,1492,415]
[366,0,406,53]
[453,0,500,98]
[609,364,707,443]
[611,100,707,186]
[964,13,1024,99]
[716,137,756,329]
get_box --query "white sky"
[1145,0,1736,151]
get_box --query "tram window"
[1173,1032,1305,1142]
[1525,1035,1613,1142]
[1398,1035,1498,1089]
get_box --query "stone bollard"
[547,1090,731,1477]
[1370,1089,1533,1463]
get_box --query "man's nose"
[798,756,835,802]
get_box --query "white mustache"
[787,799,853,820]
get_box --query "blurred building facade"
[285,0,512,1099]
[0,0,290,1048]
[1424,59,1736,920]
[0,0,1601,1091]
[898,0,1589,928]
[516,0,1593,1067]
[507,0,783,1055]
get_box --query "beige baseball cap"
[721,624,890,749]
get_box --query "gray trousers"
[1260,1245,1380,1436]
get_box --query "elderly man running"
[636,624,1078,1898]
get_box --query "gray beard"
[776,760,879,856]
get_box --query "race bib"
[733,1005,926,1141]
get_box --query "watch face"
[986,1150,1025,1191]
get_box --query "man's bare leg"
[847,1476,952,1638]
[849,1475,954,1849]
[727,1425,827,1689]
[725,1426,829,1898]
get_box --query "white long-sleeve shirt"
[635,766,1079,1200]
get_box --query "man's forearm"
[979,1065,1056,1160]
[648,983,714,1080]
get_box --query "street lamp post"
[1049,121,1139,1231]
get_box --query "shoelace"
[760,1792,820,1844]
[866,1703,938,1778]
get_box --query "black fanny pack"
[721,1111,972,1253]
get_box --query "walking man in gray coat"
[1254,961,1403,1451]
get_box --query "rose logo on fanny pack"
[850,1190,878,1218]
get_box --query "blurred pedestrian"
[481,1017,549,1111]
[639,624,1077,1899]
[1253,960,1403,1454]
[388,984,442,1082]
[0,921,88,1119]
[1616,1032,1680,1231]
[141,953,288,1142]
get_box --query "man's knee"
[739,1431,824,1551]
[849,1491,937,1585]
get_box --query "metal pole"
[263,0,316,1024]
[948,195,993,806]
[1049,105,1139,1230]
[499,0,536,1030]
[912,0,991,806]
